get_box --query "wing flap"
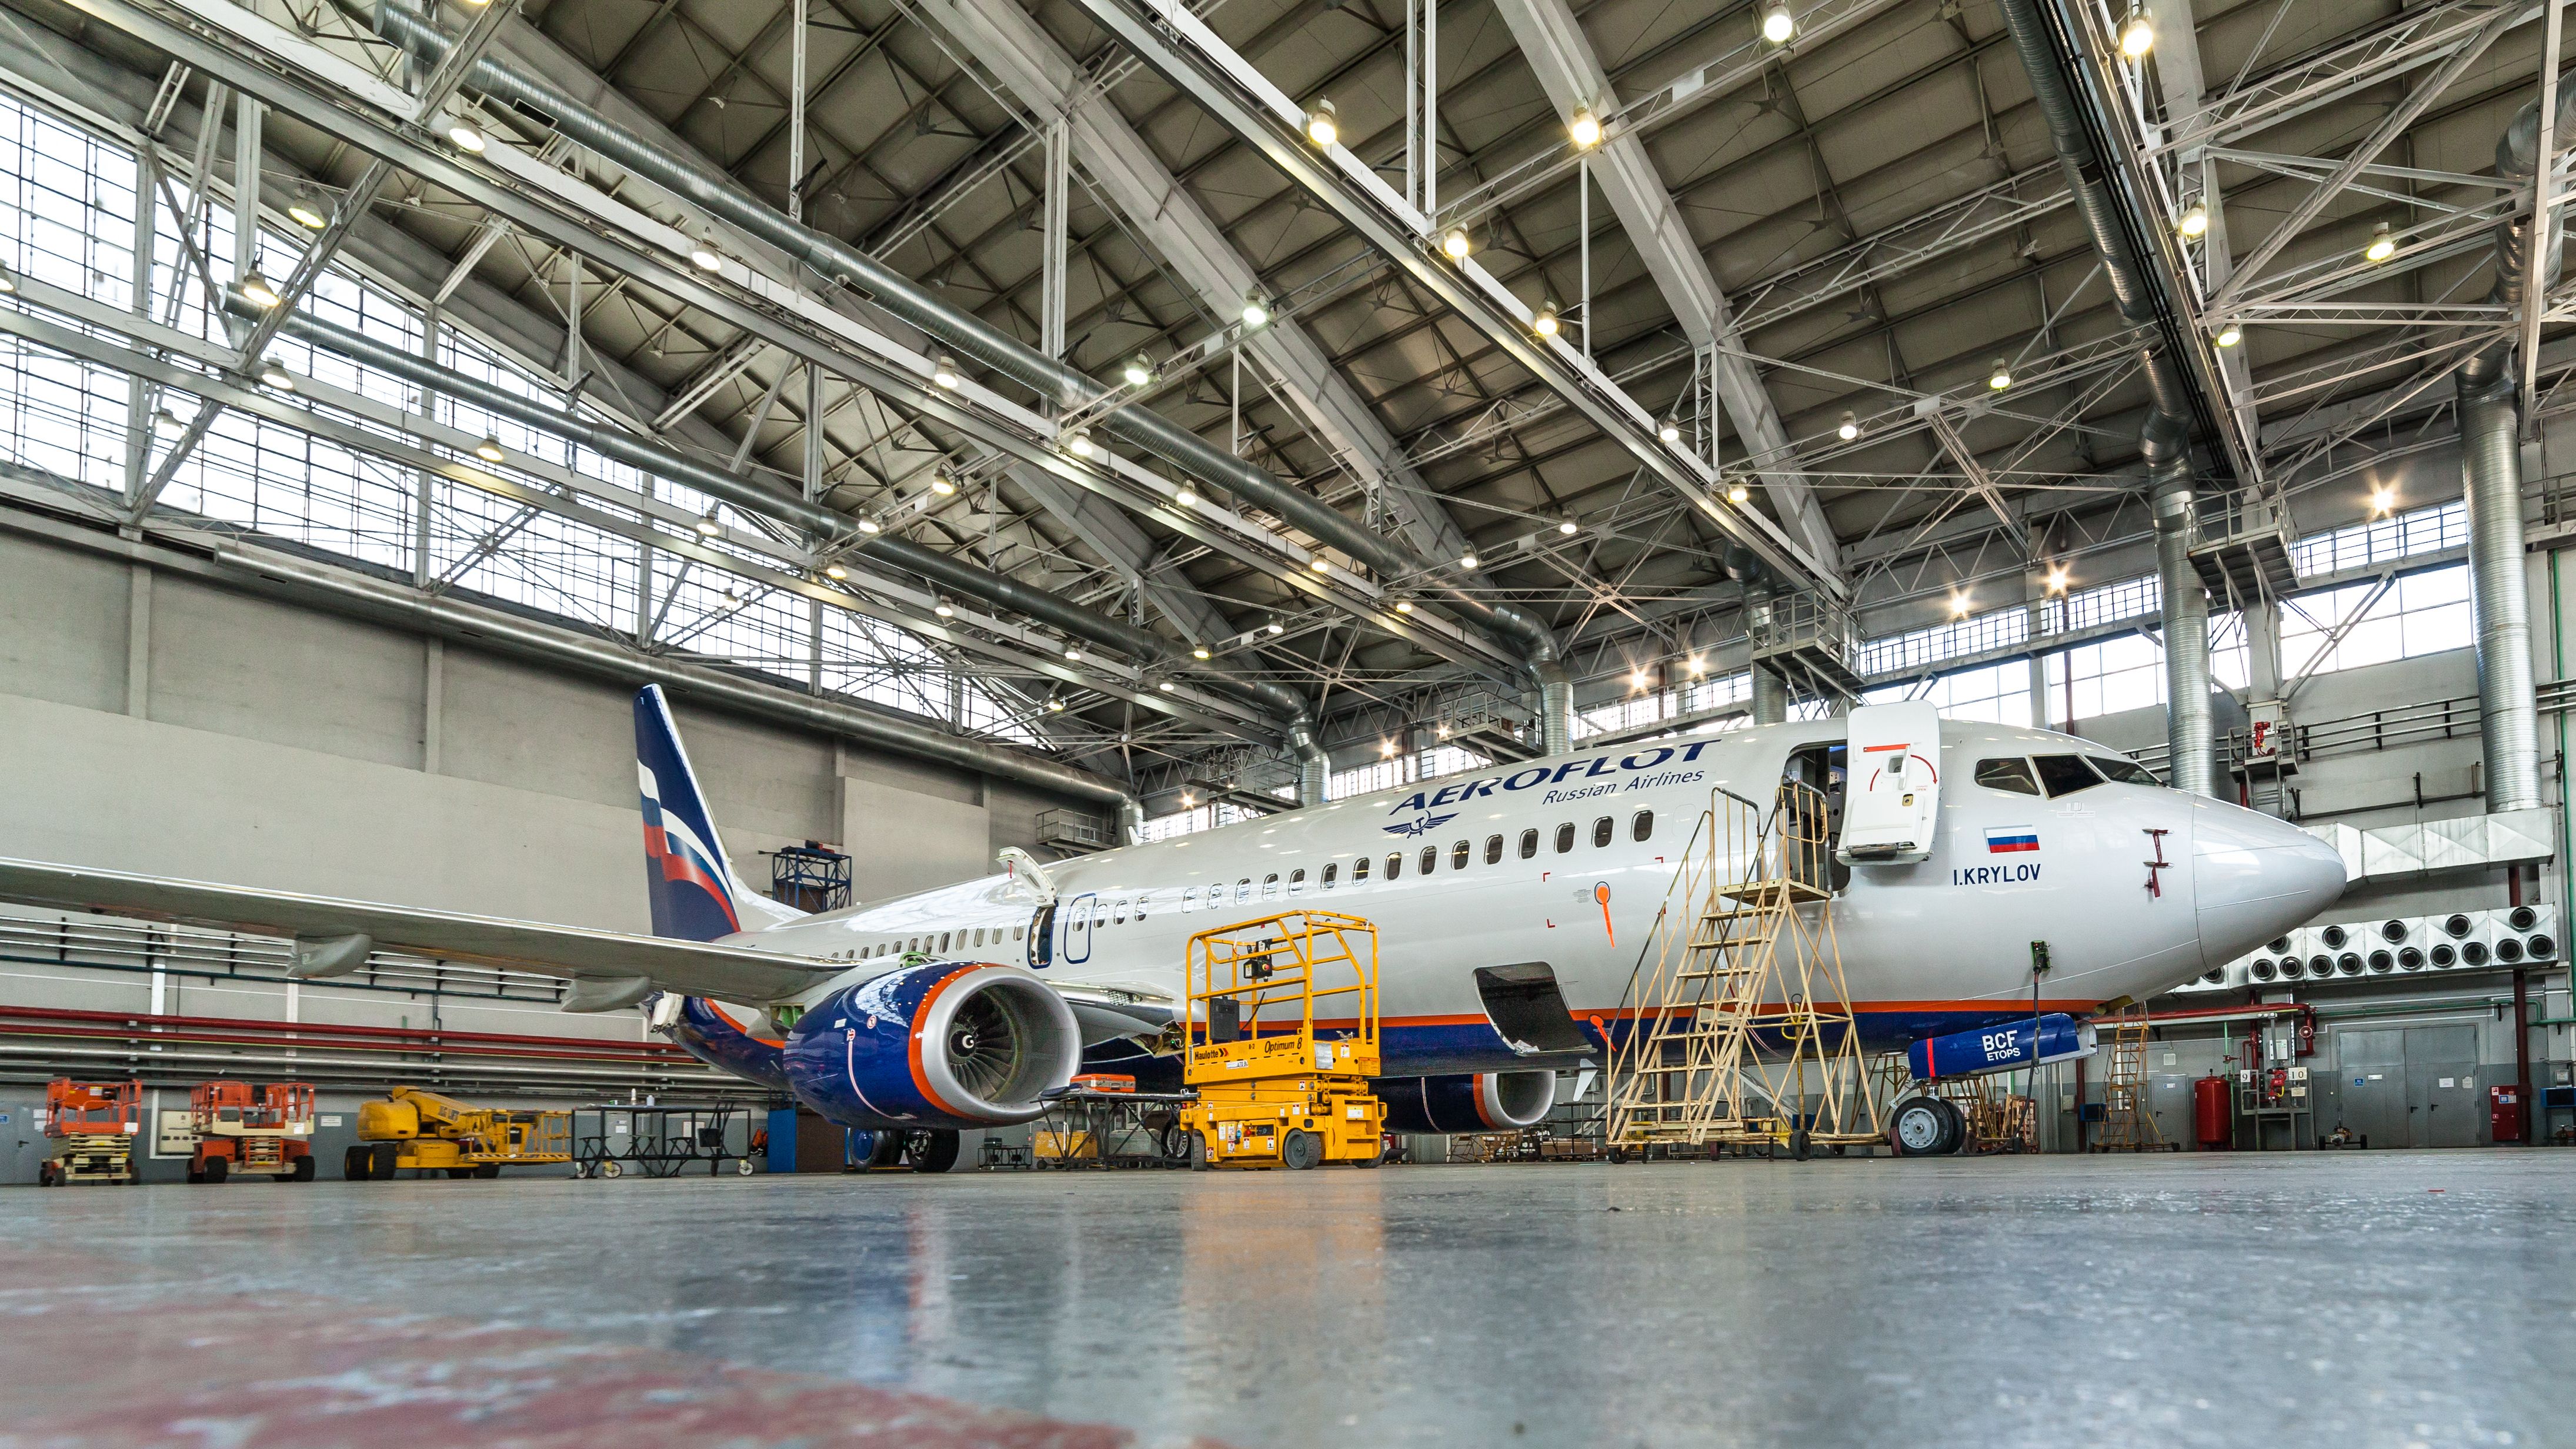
[0,857,832,1004]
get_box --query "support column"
[124,563,151,719]
[2154,485,2217,798]
[788,0,809,222]
[124,154,157,508]
[422,636,443,774]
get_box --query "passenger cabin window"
[1555,823,1576,853]
[1631,810,1653,842]
[1135,896,1149,919]
[1183,886,1199,912]
[1384,852,1402,880]
[1289,867,1306,894]
[1322,863,1338,888]
[1113,900,1127,924]
[1451,839,1470,870]
[1412,845,1431,876]
[1236,877,1252,903]
[1262,873,1280,898]
[939,932,951,952]
[1519,828,1539,859]
[2090,755,2159,786]
[1591,816,1613,848]
[2031,754,2106,798]
[1485,833,1504,864]
[1974,757,2042,796]
[1353,856,1372,883]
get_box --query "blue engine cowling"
[781,961,1082,1130]
[666,996,793,1091]
[1376,1070,1559,1134]
[1907,1013,2095,1081]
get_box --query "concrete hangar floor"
[4,1154,2567,1448]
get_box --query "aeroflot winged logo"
[1381,740,1723,827]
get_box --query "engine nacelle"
[1376,1070,1558,1135]
[782,961,1080,1130]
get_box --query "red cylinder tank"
[2193,1074,2231,1150]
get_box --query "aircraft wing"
[0,856,835,1005]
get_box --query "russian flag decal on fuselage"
[1985,826,2040,854]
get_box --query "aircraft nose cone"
[2193,800,2346,964]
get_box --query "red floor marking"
[0,1246,1228,1449]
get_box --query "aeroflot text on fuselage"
[1385,742,1720,817]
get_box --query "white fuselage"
[712,718,2345,1071]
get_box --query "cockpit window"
[1973,757,2041,796]
[2031,753,2105,797]
[2088,755,2159,786]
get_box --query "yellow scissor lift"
[1177,910,1387,1170]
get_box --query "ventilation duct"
[1996,0,2215,796]
[2450,75,2574,814]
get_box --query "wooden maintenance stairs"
[2093,1009,2169,1151]
[1605,782,1882,1160]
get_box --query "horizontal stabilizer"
[0,857,835,1005]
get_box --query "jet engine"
[1376,1070,1559,1135]
[781,961,1080,1130]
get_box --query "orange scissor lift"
[1177,910,1387,1170]
[188,1081,317,1183]
[38,1079,140,1186]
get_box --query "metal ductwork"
[1996,0,2215,796]
[1750,665,1787,727]
[2450,76,2573,814]
[1287,716,1332,804]
[366,0,1566,709]
[2151,484,2215,796]
[1533,653,1573,757]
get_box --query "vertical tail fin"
[633,685,802,941]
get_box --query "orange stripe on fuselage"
[705,1001,785,1049]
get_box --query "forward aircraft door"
[1840,701,1941,864]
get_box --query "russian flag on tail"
[633,685,803,942]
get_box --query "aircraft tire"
[906,1130,960,1173]
[1888,1097,1950,1157]
[1281,1129,1322,1171]
[1931,1099,1967,1155]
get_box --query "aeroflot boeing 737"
[0,685,2344,1157]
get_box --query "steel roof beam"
[1490,0,1840,580]
[911,0,1477,568]
[1062,0,1841,600]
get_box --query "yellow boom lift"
[346,1086,573,1180]
[1177,910,1387,1170]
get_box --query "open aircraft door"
[1839,701,1940,865]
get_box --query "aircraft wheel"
[906,1130,960,1173]
[1889,1097,1951,1157]
[1931,1099,1967,1155]
[1281,1129,1322,1171]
